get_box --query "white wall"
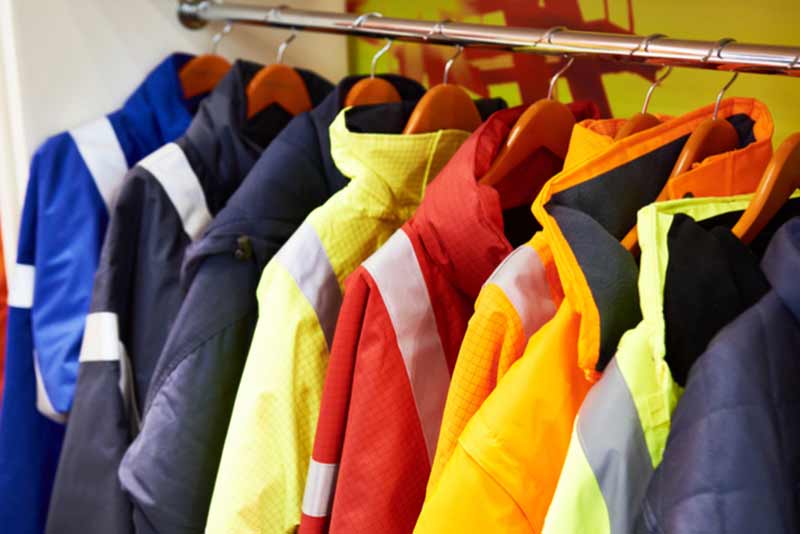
[0,0,348,279]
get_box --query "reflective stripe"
[70,117,128,210]
[276,222,342,350]
[363,229,450,462]
[79,312,141,428]
[576,358,653,534]
[33,350,66,423]
[138,142,212,240]
[485,245,555,339]
[8,263,34,308]
[301,460,339,518]
[80,312,122,362]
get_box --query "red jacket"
[299,102,598,534]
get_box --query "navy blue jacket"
[117,76,427,534]
[0,53,203,534]
[46,60,333,534]
[638,216,800,533]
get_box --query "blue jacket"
[46,60,333,534]
[0,53,203,534]
[115,75,427,534]
[637,215,800,533]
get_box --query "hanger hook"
[641,66,672,114]
[702,38,738,119]
[425,18,451,41]
[712,71,739,120]
[534,26,566,49]
[630,33,667,57]
[276,32,297,64]
[370,39,393,78]
[443,44,464,85]
[548,54,575,100]
[352,11,383,29]
[210,21,233,55]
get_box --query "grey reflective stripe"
[33,350,66,423]
[138,142,212,241]
[276,222,342,350]
[70,116,128,211]
[576,357,653,534]
[301,459,339,517]
[485,245,555,339]
[79,312,141,430]
[363,229,450,462]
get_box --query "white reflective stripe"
[70,117,128,210]
[301,460,339,518]
[8,263,34,309]
[138,142,212,240]
[33,350,66,423]
[79,312,141,429]
[363,229,450,462]
[80,312,122,362]
[275,222,342,351]
[486,244,556,339]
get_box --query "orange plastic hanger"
[621,63,741,252]
[616,65,672,140]
[403,41,482,134]
[345,38,402,107]
[480,53,577,187]
[246,32,313,119]
[731,133,800,244]
[669,39,741,176]
[179,22,233,100]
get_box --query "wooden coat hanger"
[344,14,401,107]
[615,34,671,140]
[732,133,800,244]
[403,22,482,135]
[669,39,741,177]
[480,28,578,187]
[179,22,233,100]
[246,26,313,119]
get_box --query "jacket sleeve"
[429,242,558,494]
[46,171,146,534]
[0,146,66,534]
[207,260,332,534]
[428,283,528,491]
[32,129,125,418]
[298,271,371,534]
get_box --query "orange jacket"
[416,98,773,534]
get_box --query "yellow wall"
[349,0,800,143]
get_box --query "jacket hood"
[533,97,774,380]
[180,60,333,216]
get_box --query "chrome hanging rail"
[178,1,800,74]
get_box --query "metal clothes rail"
[177,1,800,75]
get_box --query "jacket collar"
[180,76,427,285]
[533,97,774,381]
[410,103,600,300]
[328,105,473,211]
[179,60,332,215]
[762,216,800,321]
[636,195,772,385]
[111,53,200,167]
